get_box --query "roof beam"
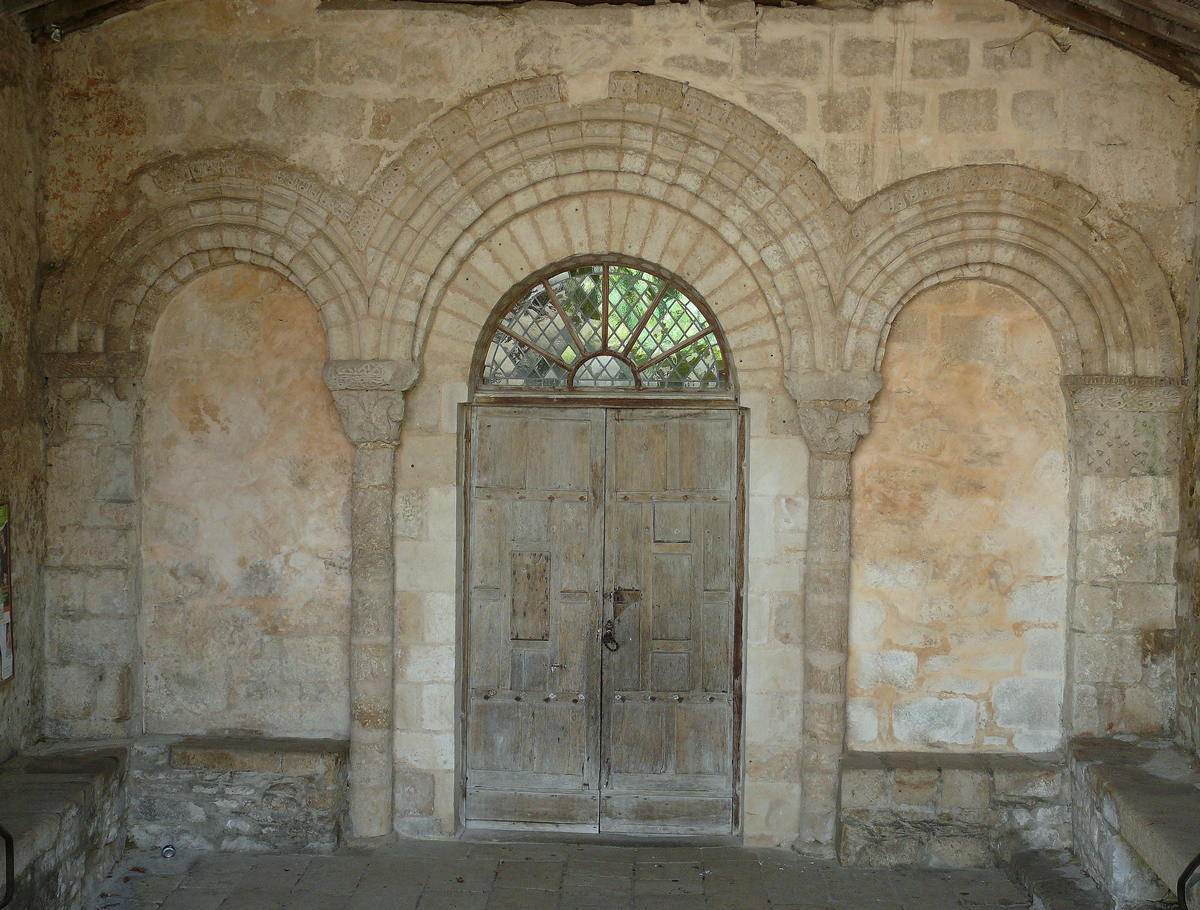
[1010,0,1200,83]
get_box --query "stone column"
[1062,376,1182,737]
[793,399,872,855]
[325,359,415,840]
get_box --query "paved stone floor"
[92,840,1035,910]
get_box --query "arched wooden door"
[460,403,745,836]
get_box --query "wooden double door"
[461,405,745,836]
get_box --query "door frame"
[455,398,749,839]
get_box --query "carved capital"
[795,400,872,456]
[331,389,406,445]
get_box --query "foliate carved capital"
[331,389,406,445]
[794,400,873,456]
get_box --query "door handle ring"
[601,619,620,652]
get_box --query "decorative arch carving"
[359,73,846,378]
[843,165,1183,380]
[418,191,789,392]
[38,149,369,370]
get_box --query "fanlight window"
[479,263,729,392]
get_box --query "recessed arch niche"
[849,279,1069,753]
[140,264,353,737]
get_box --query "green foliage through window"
[481,263,728,391]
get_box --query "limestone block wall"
[0,12,44,760]
[850,282,1069,753]
[1065,380,1182,736]
[838,751,1070,868]
[139,266,353,737]
[129,735,348,853]
[1177,167,1200,758]
[25,0,1198,849]
[43,377,141,737]
[33,0,1198,285]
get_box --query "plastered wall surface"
[850,281,1068,753]
[141,265,352,737]
[0,13,43,761]
[25,0,1197,849]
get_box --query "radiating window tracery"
[480,262,728,391]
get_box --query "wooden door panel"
[600,794,732,835]
[465,405,743,836]
[468,789,600,827]
[464,407,604,828]
[601,408,741,836]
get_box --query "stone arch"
[420,191,787,391]
[843,165,1183,380]
[38,149,368,368]
[360,73,846,378]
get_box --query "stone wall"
[850,281,1069,753]
[1178,166,1200,757]
[34,0,1197,283]
[140,266,352,738]
[0,12,43,761]
[839,751,1070,868]
[28,0,1197,849]
[129,735,348,853]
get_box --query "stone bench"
[0,745,128,910]
[1070,736,1200,909]
[129,734,349,853]
[837,751,1070,868]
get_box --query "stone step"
[1009,849,1108,910]
[1009,849,1178,910]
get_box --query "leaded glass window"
[479,262,729,392]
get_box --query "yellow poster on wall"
[0,502,12,682]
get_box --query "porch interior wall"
[1178,154,1200,758]
[18,0,1200,848]
[0,12,44,762]
[139,266,352,738]
[850,281,1070,754]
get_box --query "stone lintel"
[169,736,348,775]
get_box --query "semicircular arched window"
[477,262,729,393]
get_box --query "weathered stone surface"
[140,266,352,739]
[911,39,970,77]
[17,0,1197,855]
[851,284,1069,753]
[130,735,348,853]
[838,751,1070,869]
[939,89,998,132]
[1069,737,1199,908]
[0,746,127,910]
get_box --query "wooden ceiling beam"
[1010,0,1200,82]
[8,0,164,39]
